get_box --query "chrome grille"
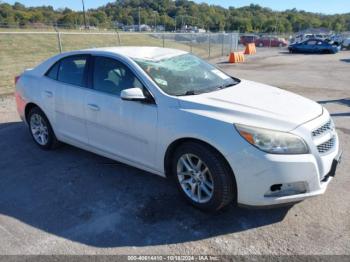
[317,136,335,153]
[312,120,333,137]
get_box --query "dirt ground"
[0,48,349,255]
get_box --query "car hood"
[177,79,323,131]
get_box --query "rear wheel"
[28,107,59,150]
[171,142,236,211]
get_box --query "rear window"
[45,62,60,80]
[57,55,88,87]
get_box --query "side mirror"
[121,87,147,102]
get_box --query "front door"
[85,56,158,168]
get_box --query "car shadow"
[279,51,333,55]
[340,59,350,63]
[318,98,350,117]
[330,112,350,117]
[0,121,290,247]
[279,51,292,55]
[318,98,350,107]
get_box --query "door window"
[45,61,60,80]
[306,40,317,45]
[92,56,143,96]
[57,55,88,87]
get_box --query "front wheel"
[171,142,236,211]
[28,107,60,150]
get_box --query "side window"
[307,40,317,45]
[93,56,143,96]
[45,61,60,80]
[57,55,88,87]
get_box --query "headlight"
[235,124,309,154]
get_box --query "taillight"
[15,75,20,85]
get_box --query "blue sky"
[3,0,350,14]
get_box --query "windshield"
[134,54,239,96]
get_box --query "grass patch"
[0,32,229,95]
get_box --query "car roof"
[84,46,188,61]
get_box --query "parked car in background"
[240,35,258,45]
[288,39,340,54]
[341,38,350,50]
[328,34,344,46]
[15,47,341,211]
[255,36,288,47]
[293,33,329,43]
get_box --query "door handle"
[44,90,53,97]
[87,104,100,111]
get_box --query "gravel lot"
[0,48,349,255]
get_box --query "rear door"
[41,61,60,122]
[54,54,90,144]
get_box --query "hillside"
[0,1,350,32]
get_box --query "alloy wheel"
[30,113,49,146]
[176,153,214,203]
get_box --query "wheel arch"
[164,137,236,180]
[24,102,44,123]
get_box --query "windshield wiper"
[185,90,196,95]
[178,90,197,96]
[217,82,237,89]
[178,82,238,96]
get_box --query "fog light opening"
[270,184,282,192]
[265,182,307,197]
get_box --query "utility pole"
[174,16,176,32]
[138,7,141,32]
[82,0,87,29]
[153,11,157,32]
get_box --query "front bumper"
[235,150,341,208]
[227,112,341,207]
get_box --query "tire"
[28,107,60,150]
[171,142,236,212]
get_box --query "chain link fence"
[0,29,239,95]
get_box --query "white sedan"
[15,47,342,211]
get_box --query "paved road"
[0,49,349,255]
